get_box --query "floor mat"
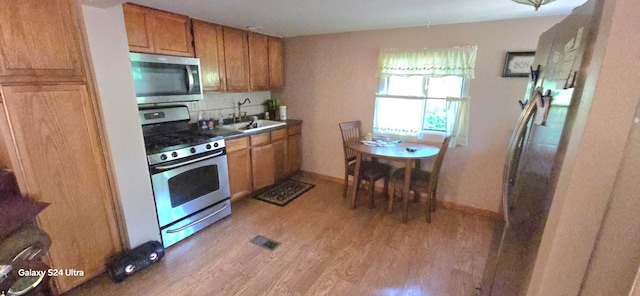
[253,179,315,206]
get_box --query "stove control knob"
[160,154,167,161]
[205,144,212,150]
[171,152,178,158]
[190,148,196,154]
[213,142,219,148]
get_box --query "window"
[374,46,477,147]
[374,75,466,135]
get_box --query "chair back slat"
[428,136,452,191]
[345,146,356,163]
[339,121,362,166]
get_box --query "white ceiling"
[88,0,588,37]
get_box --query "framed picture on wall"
[502,51,535,77]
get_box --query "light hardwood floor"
[64,175,494,296]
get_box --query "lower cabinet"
[225,137,252,200]
[251,143,275,190]
[288,125,302,174]
[0,84,122,293]
[226,123,301,200]
[271,128,288,181]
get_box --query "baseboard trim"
[437,201,502,220]
[300,170,501,221]
[300,170,344,184]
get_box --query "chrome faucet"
[237,98,251,121]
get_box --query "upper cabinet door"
[123,3,155,54]
[192,20,226,92]
[268,36,284,90]
[0,0,85,83]
[248,32,269,91]
[151,9,194,57]
[223,27,249,92]
[123,4,194,57]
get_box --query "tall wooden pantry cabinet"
[0,0,123,293]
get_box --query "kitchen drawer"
[271,128,287,141]
[250,133,270,146]
[288,124,301,136]
[225,137,249,152]
[160,199,231,248]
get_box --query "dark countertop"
[199,119,302,140]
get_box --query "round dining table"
[345,139,440,223]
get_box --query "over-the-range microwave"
[130,52,203,105]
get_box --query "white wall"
[580,102,640,295]
[282,15,566,212]
[81,5,160,248]
[630,267,640,296]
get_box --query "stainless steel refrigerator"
[479,0,604,294]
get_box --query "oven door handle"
[154,151,223,171]
[166,203,229,233]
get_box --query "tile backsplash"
[187,91,271,123]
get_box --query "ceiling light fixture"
[511,0,556,11]
[246,26,264,31]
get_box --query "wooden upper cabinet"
[122,5,285,91]
[152,10,194,57]
[0,0,85,83]
[122,3,154,53]
[123,4,194,57]
[192,20,226,92]
[268,36,284,89]
[222,27,250,92]
[248,32,270,91]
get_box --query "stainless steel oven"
[140,105,231,248]
[149,146,231,247]
[150,148,229,227]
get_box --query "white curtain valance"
[377,45,478,79]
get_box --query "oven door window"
[168,165,220,208]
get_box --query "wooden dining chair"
[339,121,391,208]
[387,136,452,222]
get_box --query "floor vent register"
[251,235,280,251]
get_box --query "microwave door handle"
[185,65,194,93]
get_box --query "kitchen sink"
[220,120,286,133]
